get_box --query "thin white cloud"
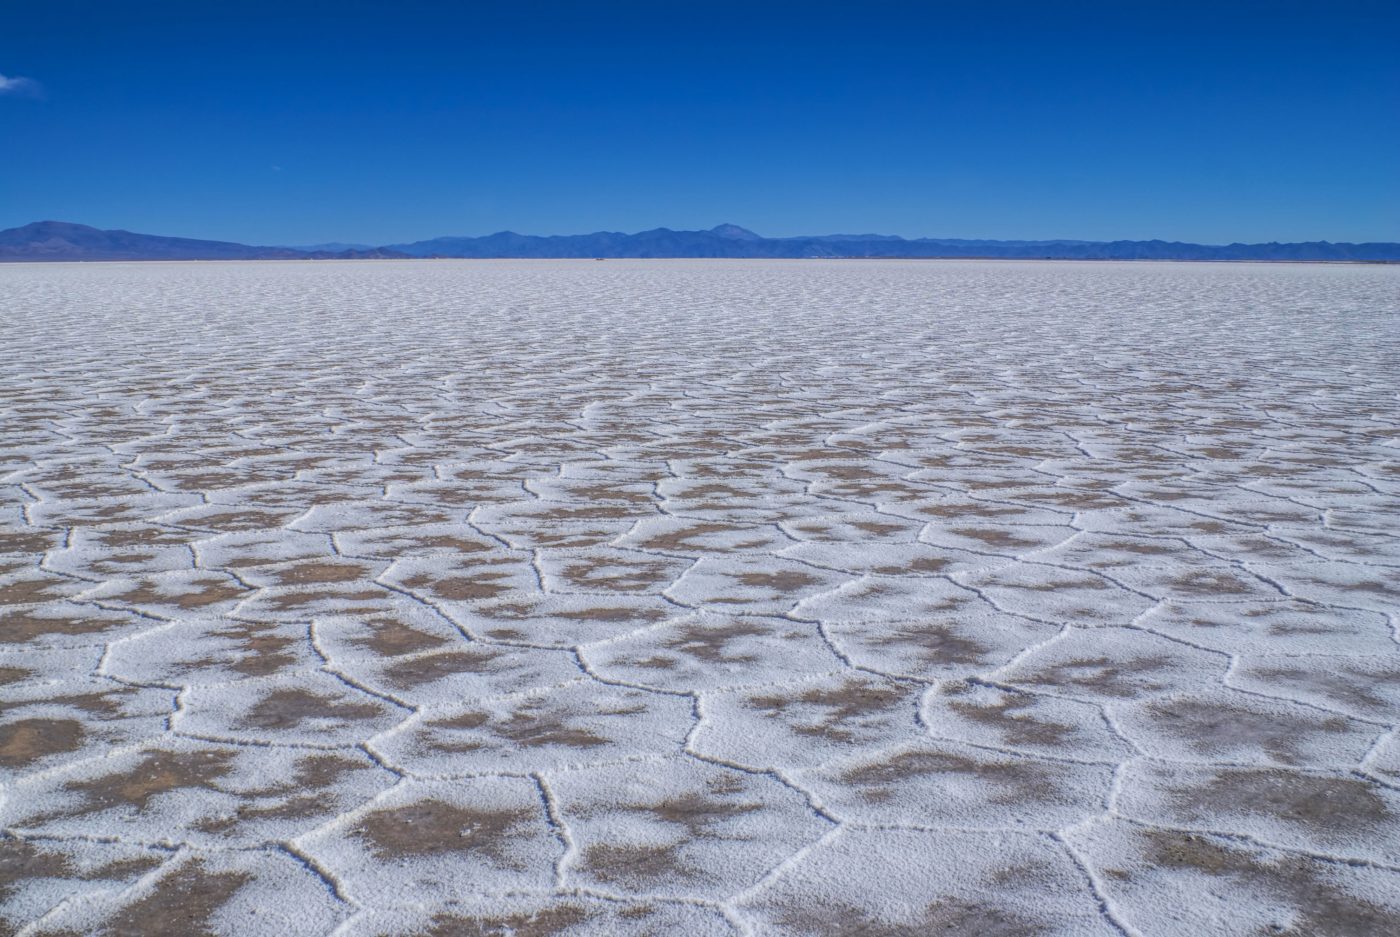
[0,73,41,96]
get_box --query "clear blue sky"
[2,1,1396,245]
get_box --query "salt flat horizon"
[4,257,1398,268]
[1,259,1397,935]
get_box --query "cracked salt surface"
[0,258,1397,935]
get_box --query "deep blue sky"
[2,1,1397,245]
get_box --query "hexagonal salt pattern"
[1,258,1397,934]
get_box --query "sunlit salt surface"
[1,259,1397,935]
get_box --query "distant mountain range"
[0,222,407,262]
[3,220,1398,263]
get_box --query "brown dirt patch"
[348,618,451,657]
[238,688,384,731]
[0,610,130,644]
[64,749,235,815]
[384,649,498,688]
[0,718,85,767]
[423,905,590,937]
[747,678,909,742]
[91,859,253,937]
[944,687,1075,747]
[354,799,536,864]
[841,747,1057,806]
[578,842,688,886]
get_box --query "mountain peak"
[19,221,103,235]
[710,223,762,240]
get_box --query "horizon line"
[7,219,1400,250]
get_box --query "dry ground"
[1,259,1398,935]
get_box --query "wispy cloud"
[0,73,41,96]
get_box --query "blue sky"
[2,1,1396,245]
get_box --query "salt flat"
[1,258,1397,936]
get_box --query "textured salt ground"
[0,258,1397,937]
